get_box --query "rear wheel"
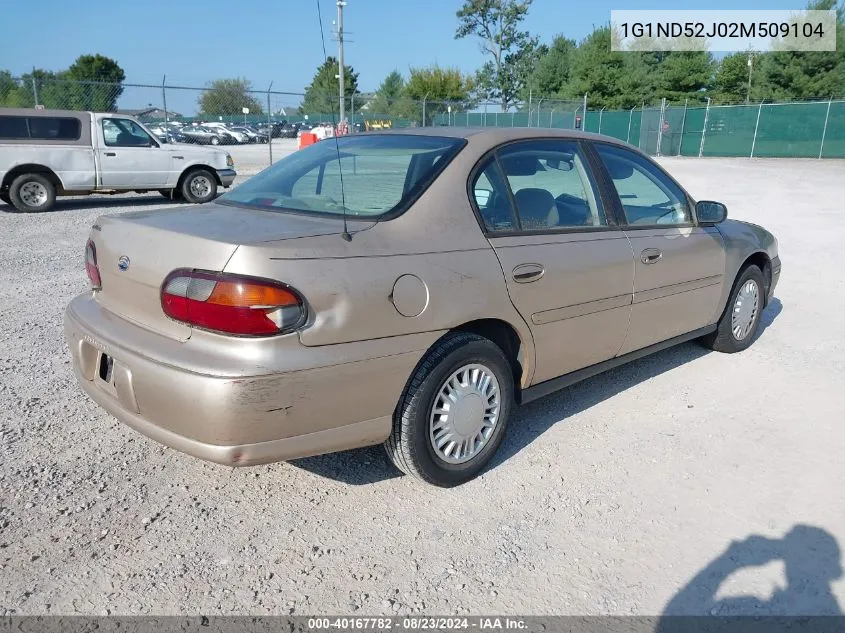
[700,265,765,353]
[9,173,56,213]
[385,332,514,487]
[180,169,217,204]
[210,136,220,146]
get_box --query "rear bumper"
[216,168,236,187]
[64,294,428,466]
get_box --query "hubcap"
[429,364,501,465]
[731,279,760,341]
[190,176,211,198]
[20,181,48,207]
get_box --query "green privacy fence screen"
[570,99,845,159]
[430,99,845,158]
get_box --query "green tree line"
[1,55,125,111]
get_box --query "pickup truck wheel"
[9,173,56,213]
[700,265,765,353]
[384,332,514,487]
[159,189,183,201]
[181,169,217,204]
[209,136,220,146]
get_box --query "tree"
[0,71,21,107]
[657,51,715,103]
[404,66,475,124]
[713,52,754,103]
[300,57,359,116]
[754,0,845,100]
[199,78,263,116]
[368,70,410,117]
[62,54,126,111]
[522,36,576,99]
[565,27,629,108]
[455,0,539,110]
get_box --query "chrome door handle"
[104,152,116,157]
[641,248,663,264]
[512,263,545,283]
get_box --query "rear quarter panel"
[222,142,538,386]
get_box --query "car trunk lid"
[91,203,355,341]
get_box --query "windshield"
[219,134,465,218]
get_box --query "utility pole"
[746,51,755,104]
[337,0,346,124]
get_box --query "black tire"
[0,192,10,205]
[180,169,217,204]
[700,265,765,353]
[158,189,183,201]
[385,332,514,487]
[9,173,56,213]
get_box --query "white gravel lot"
[1,156,844,617]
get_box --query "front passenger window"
[595,144,691,226]
[102,118,154,148]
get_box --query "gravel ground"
[1,157,844,617]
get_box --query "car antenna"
[316,0,352,242]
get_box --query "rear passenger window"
[471,159,517,232]
[498,140,606,231]
[0,115,81,141]
[0,116,29,139]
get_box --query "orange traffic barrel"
[298,132,317,149]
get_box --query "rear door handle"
[104,152,116,157]
[641,248,663,264]
[173,155,184,159]
[512,263,545,283]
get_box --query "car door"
[474,139,636,386]
[97,117,172,188]
[591,142,726,355]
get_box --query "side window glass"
[102,119,153,147]
[497,140,606,231]
[595,144,691,225]
[471,159,517,233]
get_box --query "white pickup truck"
[0,108,236,212]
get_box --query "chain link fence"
[2,76,844,173]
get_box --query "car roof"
[357,126,635,149]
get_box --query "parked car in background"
[180,126,237,146]
[0,108,236,212]
[64,128,779,487]
[229,126,269,143]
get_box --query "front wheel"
[209,136,220,146]
[180,169,217,204]
[385,332,514,487]
[700,265,765,353]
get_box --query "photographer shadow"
[661,525,842,618]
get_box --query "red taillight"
[160,270,306,337]
[85,239,101,290]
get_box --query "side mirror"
[696,200,727,225]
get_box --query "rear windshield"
[219,134,465,218]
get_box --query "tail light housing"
[85,239,101,290]
[161,269,306,337]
